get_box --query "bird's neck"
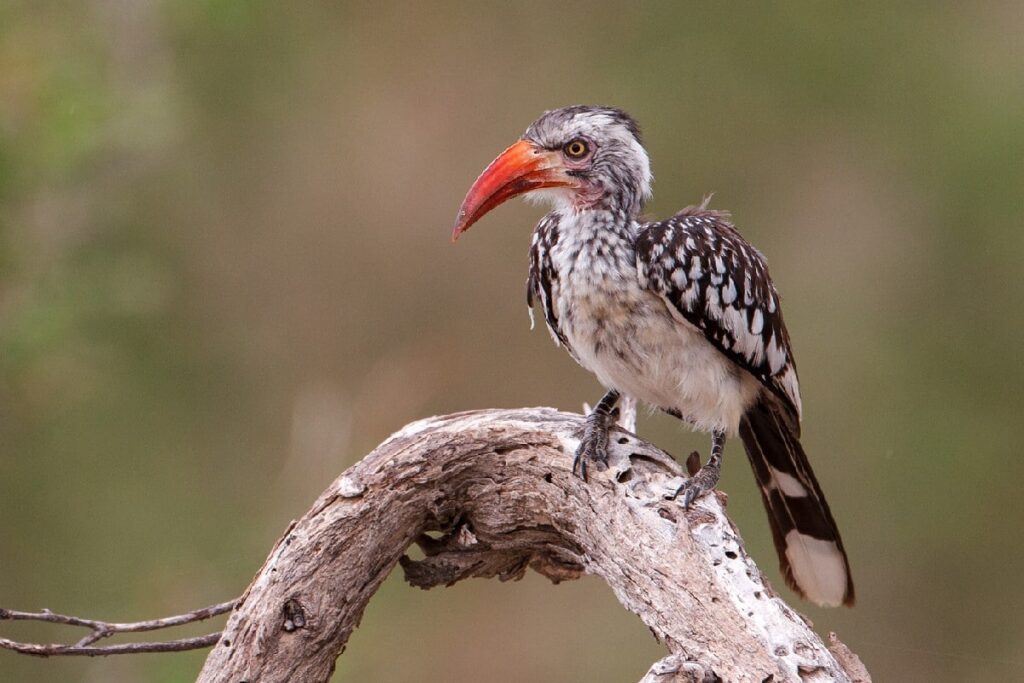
[540,209,639,285]
[551,207,638,244]
[588,188,645,218]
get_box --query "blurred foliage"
[2,1,1023,681]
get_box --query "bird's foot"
[667,453,722,508]
[572,407,618,481]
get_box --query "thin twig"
[0,633,224,658]
[0,599,235,657]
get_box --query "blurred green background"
[2,1,1023,680]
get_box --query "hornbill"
[451,105,853,608]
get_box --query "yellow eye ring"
[563,139,589,159]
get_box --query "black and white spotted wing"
[526,214,579,362]
[635,207,803,431]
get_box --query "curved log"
[196,408,869,683]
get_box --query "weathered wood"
[197,408,868,683]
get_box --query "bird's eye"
[563,139,589,159]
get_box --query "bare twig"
[0,600,235,657]
[0,633,224,658]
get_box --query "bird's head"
[452,105,652,240]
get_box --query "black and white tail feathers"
[739,398,855,607]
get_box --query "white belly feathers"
[548,216,760,435]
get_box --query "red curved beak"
[452,139,575,241]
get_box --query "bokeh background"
[2,2,1023,681]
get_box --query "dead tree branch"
[194,407,870,683]
[0,408,868,680]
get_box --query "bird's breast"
[547,225,760,434]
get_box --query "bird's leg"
[670,430,726,507]
[573,390,621,481]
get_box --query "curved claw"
[676,481,705,509]
[572,435,608,481]
[668,455,722,508]
[666,431,725,507]
[572,448,587,480]
[573,410,615,481]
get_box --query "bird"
[450,105,853,608]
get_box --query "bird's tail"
[738,397,854,607]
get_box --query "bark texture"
[196,408,869,683]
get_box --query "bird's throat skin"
[532,209,761,436]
